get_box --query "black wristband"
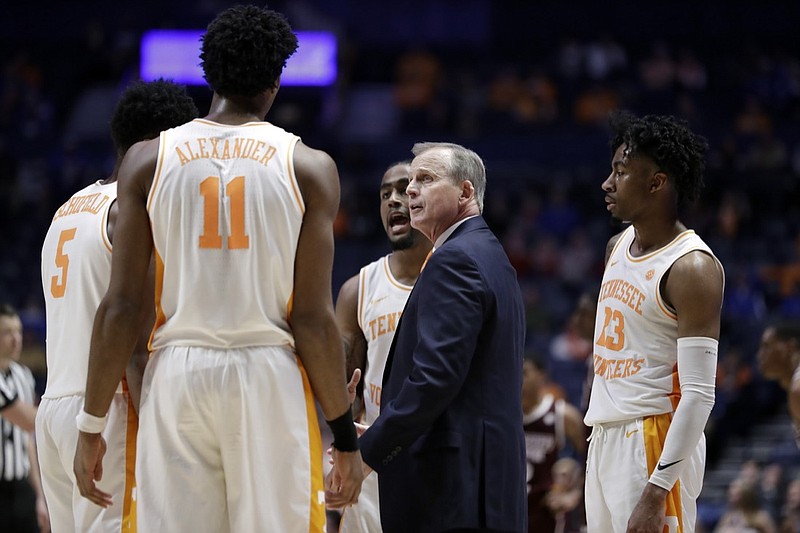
[326,408,359,452]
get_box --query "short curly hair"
[110,79,198,154]
[609,110,709,206]
[200,5,298,98]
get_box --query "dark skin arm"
[125,266,153,415]
[107,199,154,414]
[74,138,158,507]
[626,250,722,533]
[291,142,363,505]
[335,274,367,419]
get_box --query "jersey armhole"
[356,268,366,331]
[146,131,169,215]
[285,136,305,215]
[100,198,116,252]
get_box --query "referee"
[0,304,48,532]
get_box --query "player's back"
[41,180,117,398]
[148,119,303,349]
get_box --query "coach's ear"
[459,180,475,203]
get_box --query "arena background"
[3,1,800,530]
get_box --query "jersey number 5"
[51,228,77,298]
[199,176,250,250]
[596,306,625,351]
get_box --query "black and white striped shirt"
[0,361,35,481]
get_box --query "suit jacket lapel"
[381,216,487,389]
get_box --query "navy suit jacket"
[359,216,527,533]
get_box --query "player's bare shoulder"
[119,136,162,194]
[669,250,723,292]
[604,230,625,265]
[664,249,724,332]
[336,274,360,312]
[292,141,339,204]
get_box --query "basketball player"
[334,161,432,532]
[584,111,723,533]
[757,321,800,446]
[38,79,198,532]
[522,355,586,533]
[73,6,362,532]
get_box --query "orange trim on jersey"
[420,250,433,273]
[357,269,367,331]
[625,230,696,263]
[669,364,681,412]
[296,358,325,533]
[121,394,139,532]
[148,248,166,351]
[287,291,294,323]
[655,281,679,321]
[192,118,270,128]
[146,132,168,213]
[100,199,114,253]
[606,227,631,268]
[286,137,305,215]
[382,256,414,291]
[643,413,684,532]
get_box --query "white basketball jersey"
[584,226,723,425]
[148,119,303,349]
[358,255,413,425]
[40,181,116,398]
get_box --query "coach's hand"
[74,431,113,508]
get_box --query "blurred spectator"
[723,267,767,324]
[558,228,597,289]
[393,49,448,132]
[762,232,800,300]
[525,69,559,123]
[549,291,595,409]
[537,183,581,241]
[522,354,586,533]
[639,42,676,91]
[544,457,586,533]
[556,37,584,80]
[781,477,800,533]
[756,321,800,445]
[736,97,773,137]
[584,34,627,81]
[762,463,786,526]
[675,48,708,91]
[715,478,777,533]
[743,129,789,173]
[484,67,559,130]
[573,83,619,125]
[530,236,562,278]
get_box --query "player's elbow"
[102,293,143,320]
[293,311,339,345]
[680,383,715,411]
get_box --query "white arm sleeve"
[648,336,717,491]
